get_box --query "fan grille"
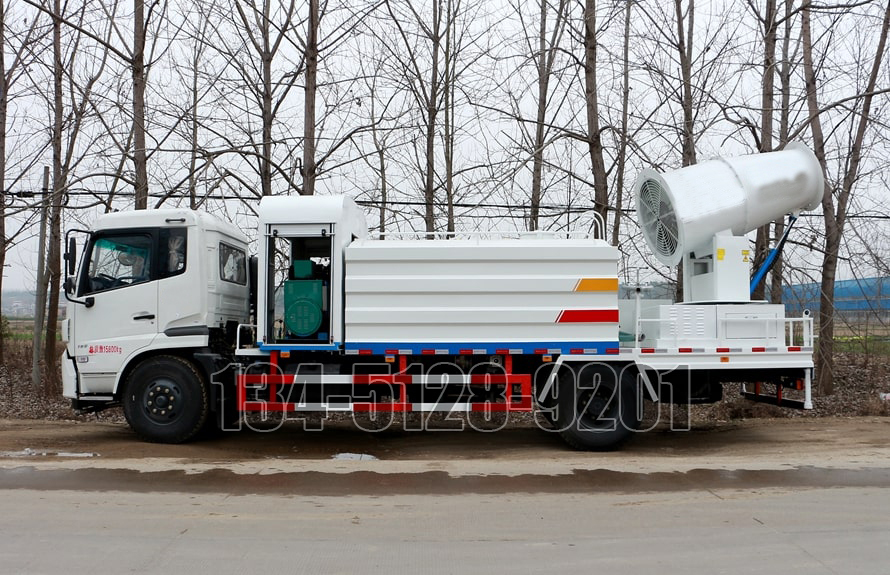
[638,179,679,260]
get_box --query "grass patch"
[3,331,35,342]
[833,336,890,356]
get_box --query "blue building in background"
[783,276,890,320]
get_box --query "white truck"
[61,145,824,450]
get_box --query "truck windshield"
[83,234,153,295]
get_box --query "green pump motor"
[283,260,325,338]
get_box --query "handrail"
[377,212,606,241]
[632,315,814,349]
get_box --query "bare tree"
[633,0,739,299]
[233,0,301,197]
[198,1,373,200]
[375,0,487,234]
[524,0,569,231]
[0,0,41,363]
[674,0,697,168]
[44,0,65,388]
[132,0,148,208]
[355,62,403,237]
[25,0,113,386]
[769,0,798,303]
[802,0,890,395]
[610,0,632,247]
[750,0,778,301]
[382,0,443,233]
[583,0,609,228]
[491,0,573,233]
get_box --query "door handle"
[133,313,155,321]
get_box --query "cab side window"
[82,234,153,295]
[220,242,247,285]
[160,228,187,278]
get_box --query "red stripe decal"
[556,309,619,323]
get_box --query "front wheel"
[122,355,208,443]
[556,364,641,451]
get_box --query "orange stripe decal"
[574,278,619,292]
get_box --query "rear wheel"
[122,355,208,443]
[556,363,641,450]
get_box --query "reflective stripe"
[574,278,619,292]
[556,309,619,323]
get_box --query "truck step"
[740,381,808,410]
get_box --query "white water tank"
[634,143,824,266]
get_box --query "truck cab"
[62,209,250,419]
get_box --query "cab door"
[71,231,159,394]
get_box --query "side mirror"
[66,236,77,276]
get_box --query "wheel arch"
[114,347,206,399]
[534,358,640,407]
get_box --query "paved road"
[1,417,889,574]
[2,487,888,574]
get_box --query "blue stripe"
[259,342,342,352]
[343,341,618,355]
[256,341,619,355]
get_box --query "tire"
[556,363,641,451]
[122,355,208,444]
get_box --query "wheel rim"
[141,377,183,425]
[577,384,619,430]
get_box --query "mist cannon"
[634,144,824,302]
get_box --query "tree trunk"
[423,0,441,235]
[377,146,387,238]
[527,0,567,232]
[133,0,148,209]
[0,0,7,364]
[529,0,549,232]
[751,0,777,301]
[673,0,696,302]
[803,0,890,395]
[260,1,273,197]
[302,0,318,196]
[443,0,455,234]
[188,46,200,209]
[45,0,65,391]
[583,0,608,228]
[611,0,631,246]
[770,0,795,304]
[675,0,696,168]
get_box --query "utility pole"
[32,166,49,389]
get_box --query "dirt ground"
[1,416,888,477]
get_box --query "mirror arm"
[63,228,94,308]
